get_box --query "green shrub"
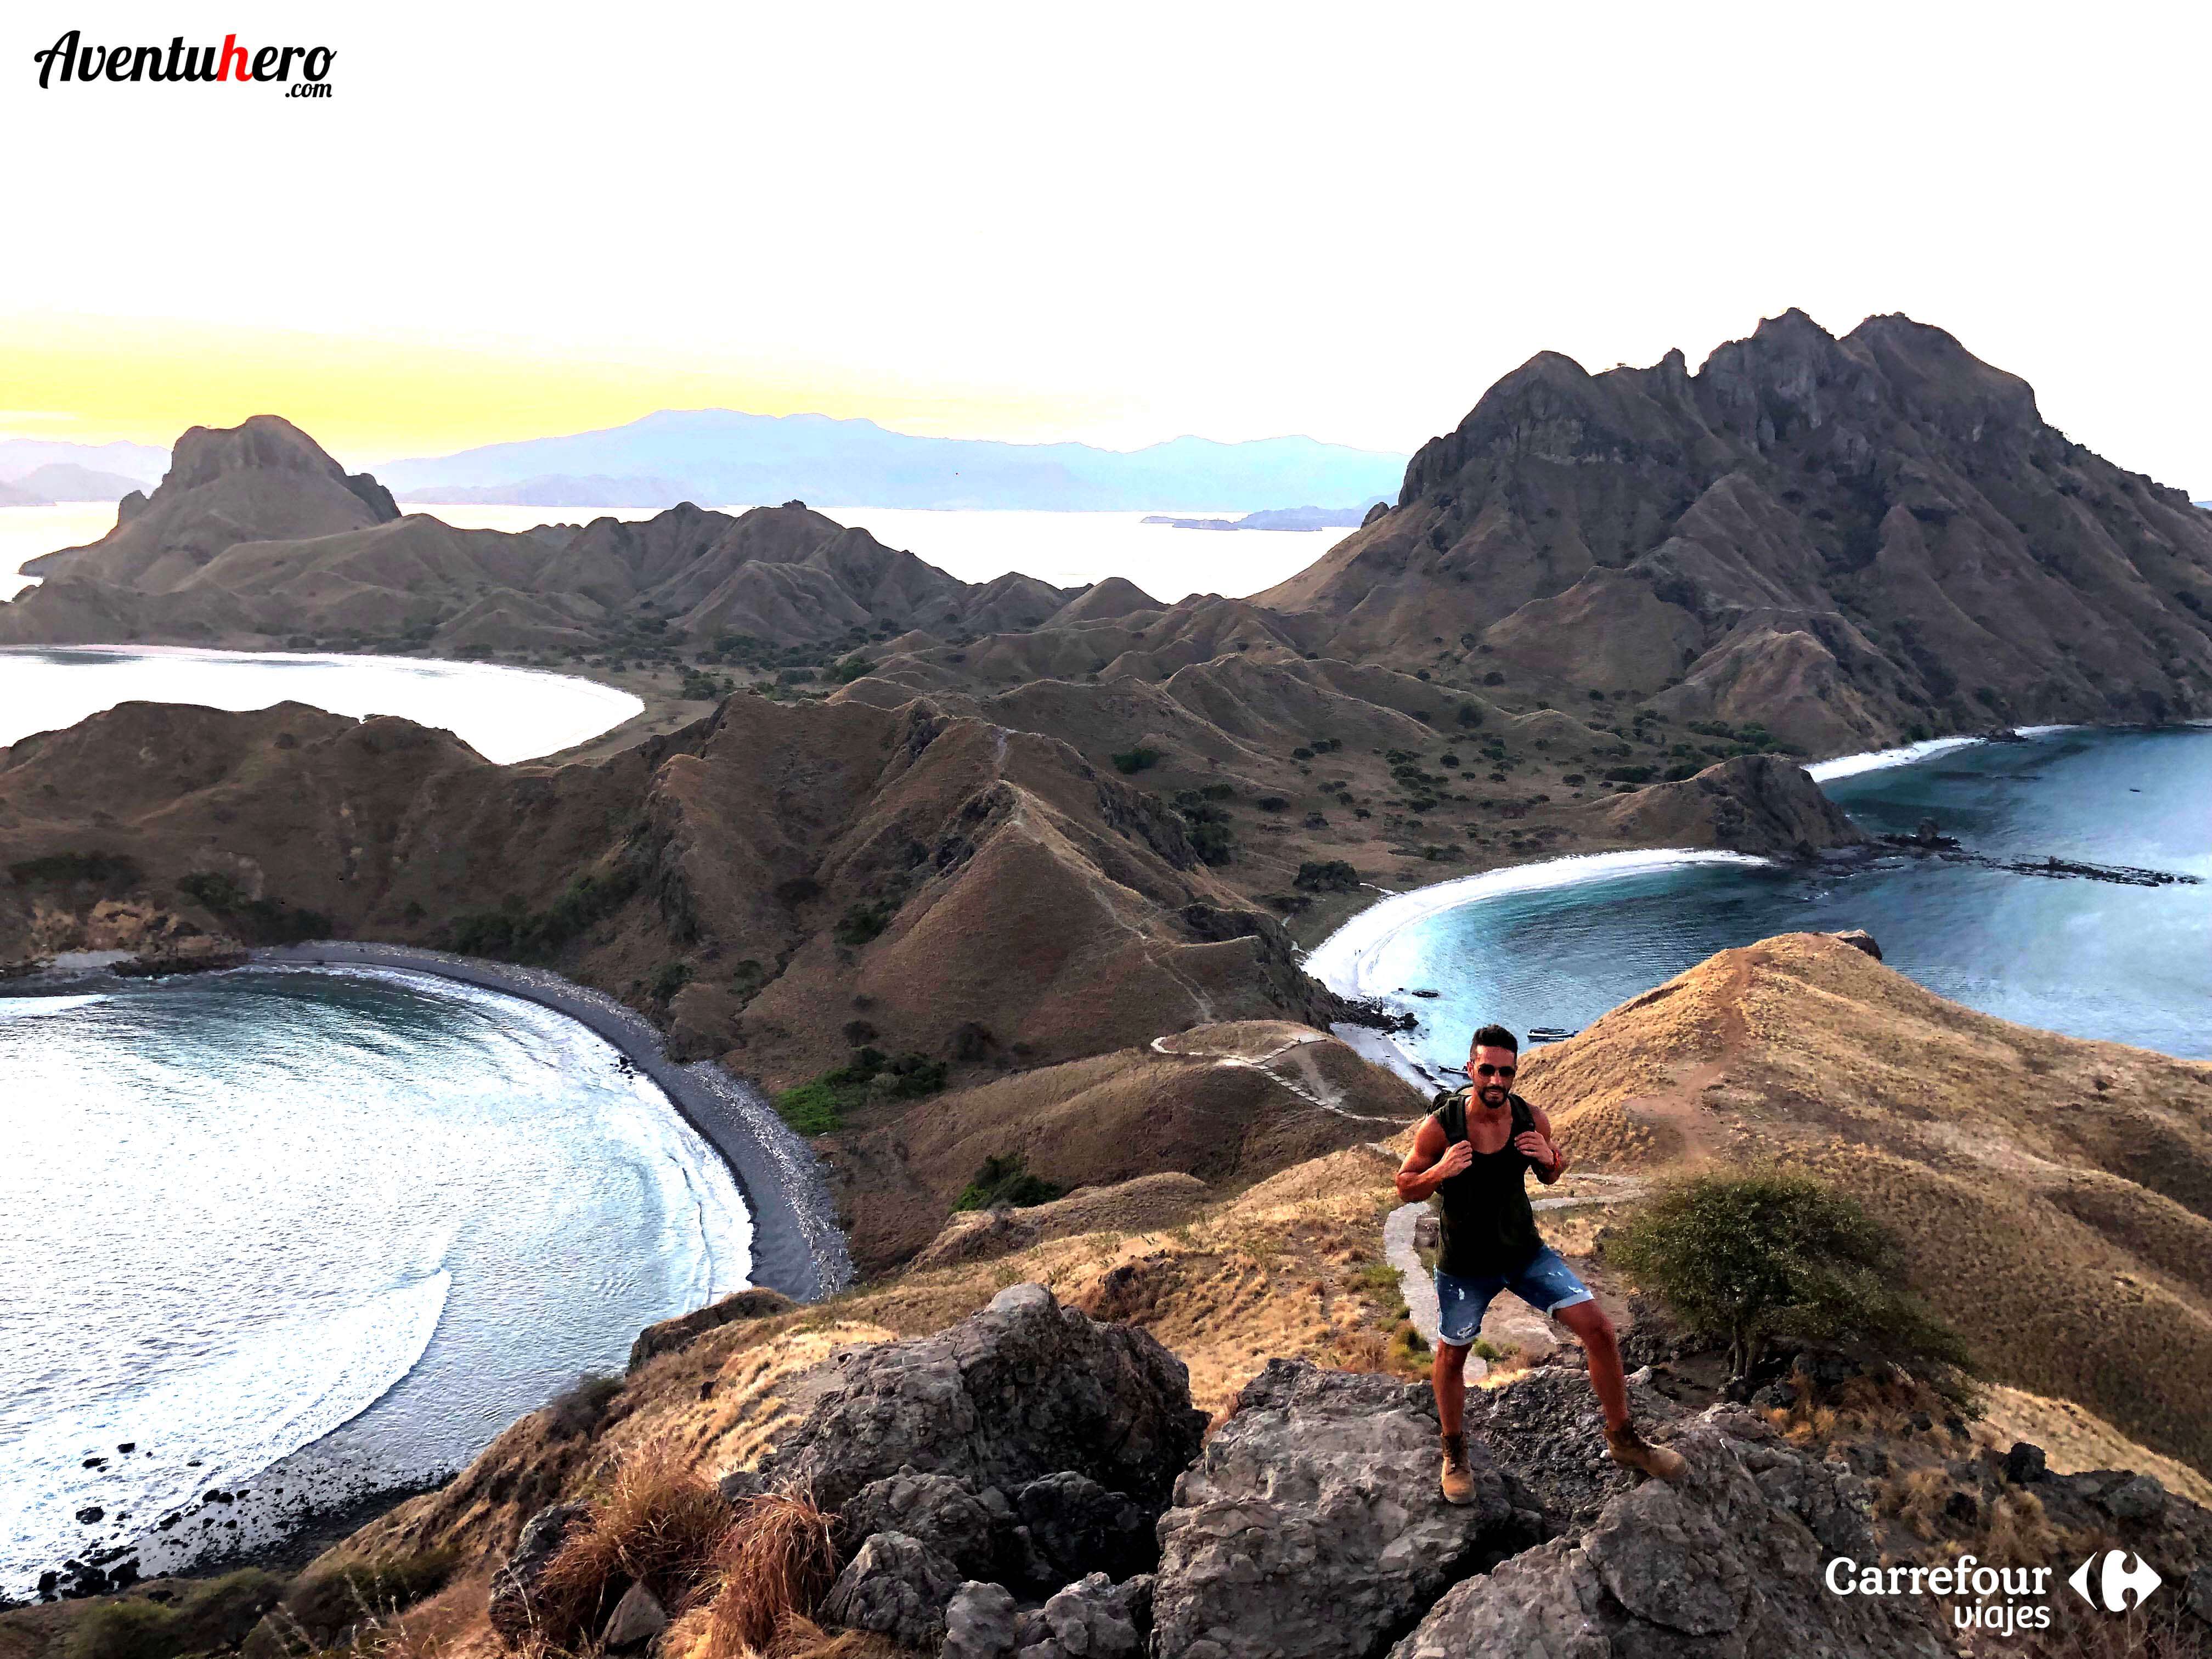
[1256,795,1288,812]
[772,1081,846,1133]
[1110,746,1164,774]
[177,872,333,946]
[447,865,641,962]
[273,1549,458,1647]
[834,898,900,947]
[1606,1167,1971,1379]
[774,1046,948,1133]
[829,654,876,684]
[955,1153,1064,1212]
[1294,860,1360,893]
[545,1372,623,1438]
[1600,766,1655,785]
[9,851,141,887]
[648,961,692,1003]
[66,1570,287,1659]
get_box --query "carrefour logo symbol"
[2068,1550,2161,1613]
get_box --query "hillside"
[0,695,1415,1267]
[376,409,1408,512]
[1521,929,2212,1475]
[1257,311,2212,753]
[14,938,2212,1653]
[0,419,1077,654]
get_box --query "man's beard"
[1477,1085,1508,1107]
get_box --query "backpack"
[1430,1083,1534,1145]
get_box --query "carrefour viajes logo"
[2069,1549,2162,1613]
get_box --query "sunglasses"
[1474,1063,1516,1079]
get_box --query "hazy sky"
[6,2,2207,490]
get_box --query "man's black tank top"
[1427,1085,1543,1278]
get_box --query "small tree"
[1606,1167,1968,1379]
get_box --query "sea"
[1308,724,2212,1080]
[0,500,1345,760]
[0,967,751,1598]
[0,646,642,765]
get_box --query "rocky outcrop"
[760,1283,1207,1513]
[627,1287,794,1371]
[1390,1408,1949,1659]
[1256,310,2212,752]
[832,1472,999,1579]
[820,1531,965,1651]
[1596,753,1867,859]
[486,1500,588,1646]
[1150,1361,1543,1659]
[911,1172,1211,1271]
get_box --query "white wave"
[1804,736,1983,781]
[0,1272,449,1593]
[0,994,109,1020]
[1302,848,1775,1003]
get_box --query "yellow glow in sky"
[0,313,1139,465]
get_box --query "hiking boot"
[1439,1431,1476,1505]
[1606,1423,1687,1482]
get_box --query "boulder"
[943,1581,1023,1659]
[489,1500,590,1646]
[1013,1471,1152,1585]
[2002,1440,2047,1484]
[1470,1364,1666,1533]
[1151,1360,1538,1659]
[1028,1572,1145,1659]
[628,1287,795,1370]
[2101,1472,2168,1522]
[835,1469,999,1578]
[600,1583,668,1653]
[1389,1409,1948,1659]
[820,1531,964,1651]
[1829,928,1883,960]
[760,1283,1207,1513]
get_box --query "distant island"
[1142,501,1390,532]
[376,408,1407,512]
[0,438,168,501]
[397,472,694,509]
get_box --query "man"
[1396,1023,1685,1501]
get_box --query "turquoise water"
[1314,726,2212,1074]
[0,967,750,1595]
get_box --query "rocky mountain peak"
[163,414,398,521]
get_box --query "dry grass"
[702,1495,838,1659]
[1872,1465,1955,1540]
[528,1440,731,1650]
[758,1615,903,1659]
[1976,1488,2059,1571]
[1974,1383,2212,1509]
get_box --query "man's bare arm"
[1396,1116,1472,1201]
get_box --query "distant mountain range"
[1141,503,1389,532]
[377,409,1408,512]
[0,439,171,502]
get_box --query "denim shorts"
[1434,1246,1594,1347]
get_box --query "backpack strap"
[1430,1085,1469,1144]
